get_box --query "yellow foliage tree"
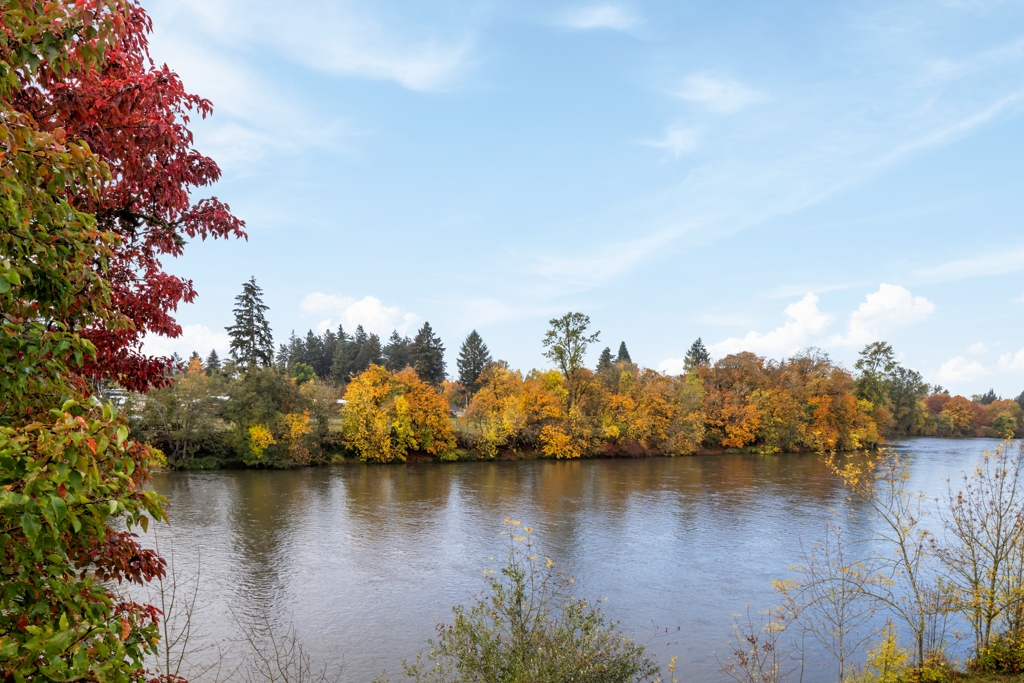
[341,365,456,462]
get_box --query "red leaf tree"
[14,2,246,392]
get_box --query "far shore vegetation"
[127,278,1024,470]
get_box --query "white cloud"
[937,356,989,383]
[830,284,935,346]
[564,5,638,30]
[672,74,766,114]
[300,293,419,337]
[999,348,1024,372]
[142,324,231,359]
[913,246,1024,283]
[640,124,701,158]
[967,342,989,354]
[708,293,832,359]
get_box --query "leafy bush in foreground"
[385,521,659,683]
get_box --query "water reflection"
[145,438,1007,683]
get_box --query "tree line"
[138,278,1024,468]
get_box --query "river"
[140,437,1010,683]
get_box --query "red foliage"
[14,3,245,392]
[924,394,952,415]
[70,528,166,584]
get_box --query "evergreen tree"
[596,347,614,372]
[351,330,383,374]
[616,342,631,364]
[457,330,492,392]
[411,322,447,385]
[170,352,184,375]
[319,329,338,378]
[683,338,711,372]
[383,330,412,371]
[303,330,324,374]
[972,388,999,405]
[1017,390,1024,413]
[331,324,352,381]
[205,349,221,375]
[189,350,201,363]
[226,276,274,367]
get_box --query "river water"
[142,438,1010,683]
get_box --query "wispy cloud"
[672,74,766,114]
[300,293,419,337]
[520,229,680,296]
[707,293,833,359]
[563,5,638,31]
[830,284,935,346]
[640,124,701,158]
[914,246,1024,283]
[968,342,989,354]
[162,0,472,91]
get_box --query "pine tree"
[319,329,338,378]
[683,338,710,372]
[225,277,274,367]
[383,330,412,371]
[170,352,184,375]
[303,330,324,374]
[411,322,446,385]
[205,349,221,375]
[615,342,631,364]
[457,330,492,392]
[597,347,614,372]
[351,331,383,374]
[331,324,352,381]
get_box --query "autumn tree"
[0,3,184,679]
[457,330,492,393]
[341,365,456,462]
[542,312,600,412]
[226,276,274,367]
[683,338,710,372]
[411,321,446,385]
[11,1,245,392]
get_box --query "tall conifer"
[683,338,711,372]
[205,349,221,375]
[225,277,274,367]
[411,322,447,385]
[616,342,631,363]
[384,330,412,371]
[457,330,492,392]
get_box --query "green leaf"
[115,425,128,445]
[0,277,9,294]
[21,512,41,544]
[50,494,67,523]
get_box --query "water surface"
[144,438,1007,682]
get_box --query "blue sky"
[140,0,1024,398]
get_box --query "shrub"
[971,632,1024,675]
[392,521,660,683]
